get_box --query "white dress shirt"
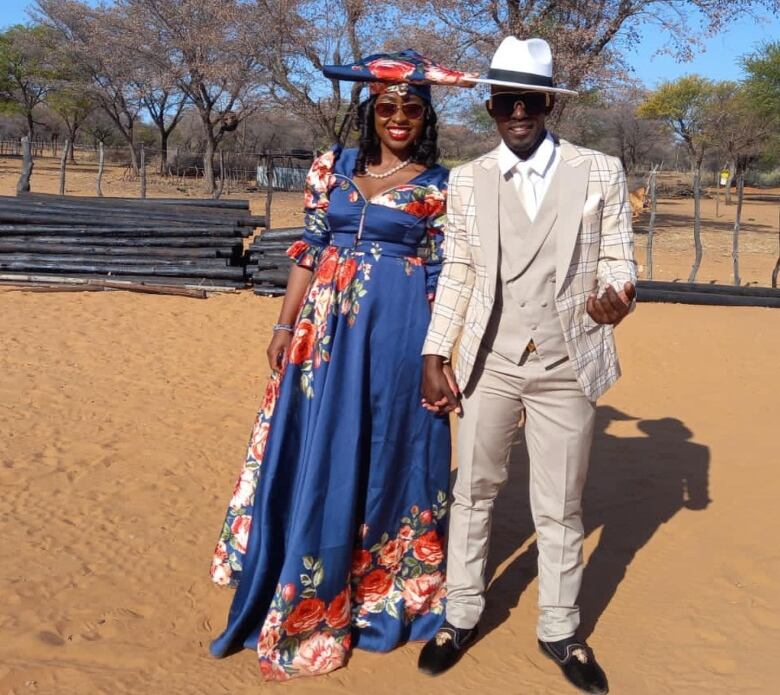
[497,132,559,221]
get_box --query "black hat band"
[486,68,554,87]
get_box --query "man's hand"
[421,355,461,415]
[586,281,635,326]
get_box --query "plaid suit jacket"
[422,138,637,402]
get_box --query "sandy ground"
[1,157,779,694]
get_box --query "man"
[417,37,636,694]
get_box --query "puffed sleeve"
[422,180,447,301]
[286,145,341,269]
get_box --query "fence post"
[732,168,744,286]
[646,166,658,280]
[59,138,69,196]
[264,153,274,232]
[96,142,105,197]
[140,145,147,199]
[715,169,720,219]
[16,136,34,194]
[771,208,779,289]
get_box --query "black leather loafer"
[418,622,478,676]
[538,637,608,694]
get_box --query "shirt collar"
[497,131,557,179]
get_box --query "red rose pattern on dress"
[210,373,283,587]
[212,146,450,677]
[252,494,448,680]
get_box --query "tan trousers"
[446,347,596,641]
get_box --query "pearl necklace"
[365,158,412,179]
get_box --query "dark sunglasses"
[374,101,426,120]
[487,91,551,118]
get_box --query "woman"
[209,51,475,680]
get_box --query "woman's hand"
[267,330,292,373]
[421,354,461,415]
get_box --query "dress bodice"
[326,148,448,252]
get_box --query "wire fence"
[0,138,314,192]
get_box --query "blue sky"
[624,11,780,86]
[2,0,778,86]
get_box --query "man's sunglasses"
[487,91,552,118]
[374,101,426,120]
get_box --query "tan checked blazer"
[422,138,637,402]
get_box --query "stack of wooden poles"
[246,227,303,296]
[637,280,780,308]
[0,193,264,294]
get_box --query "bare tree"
[248,1,393,146]
[81,108,124,147]
[37,0,144,173]
[603,89,672,173]
[115,0,268,193]
[135,74,187,174]
[395,0,780,125]
[556,85,674,171]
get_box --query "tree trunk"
[203,132,217,195]
[96,143,105,197]
[772,208,779,289]
[140,145,147,199]
[159,127,169,176]
[688,164,703,283]
[59,139,69,196]
[725,157,736,206]
[125,120,139,175]
[128,141,140,175]
[67,134,77,164]
[26,111,35,140]
[214,150,225,200]
[732,167,744,286]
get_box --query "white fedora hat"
[473,37,577,96]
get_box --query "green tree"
[705,81,774,284]
[743,41,780,128]
[0,24,59,139]
[45,52,97,162]
[47,82,96,162]
[638,76,716,282]
[742,42,780,287]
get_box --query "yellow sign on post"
[719,169,730,186]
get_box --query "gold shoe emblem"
[572,647,589,664]
[435,631,453,647]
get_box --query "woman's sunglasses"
[487,91,552,118]
[374,101,426,120]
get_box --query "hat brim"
[472,77,577,96]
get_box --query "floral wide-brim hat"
[322,50,477,101]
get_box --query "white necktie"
[516,165,537,220]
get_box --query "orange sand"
[1,157,779,694]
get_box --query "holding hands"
[421,355,461,415]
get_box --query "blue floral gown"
[209,146,451,680]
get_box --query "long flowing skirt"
[209,245,451,680]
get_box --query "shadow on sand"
[477,405,711,640]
